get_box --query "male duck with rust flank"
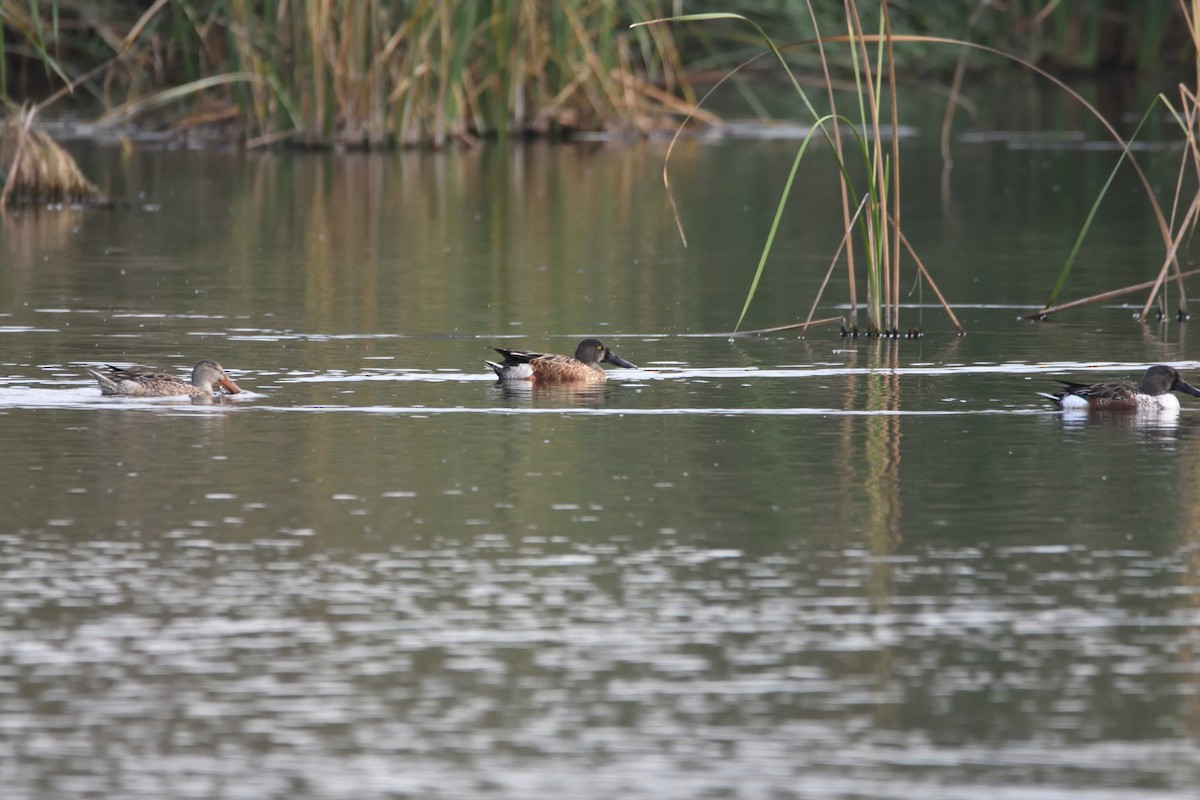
[1038,365,1200,411]
[87,360,242,397]
[484,339,637,383]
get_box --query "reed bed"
[1,1,702,204]
[3,0,700,147]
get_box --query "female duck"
[87,360,242,397]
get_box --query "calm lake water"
[2,82,1200,798]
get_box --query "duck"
[484,338,636,383]
[87,359,242,397]
[1037,365,1200,411]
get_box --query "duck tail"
[86,368,120,395]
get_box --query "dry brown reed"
[1128,0,1200,321]
[838,25,1200,326]
[0,106,104,209]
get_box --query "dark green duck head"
[1141,365,1200,398]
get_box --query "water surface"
[2,85,1199,798]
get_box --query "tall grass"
[1128,0,1200,322]
[976,0,1200,323]
[644,0,1200,334]
[639,4,961,337]
[2,1,700,147]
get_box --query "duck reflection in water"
[489,378,610,408]
[1055,406,1186,434]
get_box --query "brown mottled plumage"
[87,360,242,397]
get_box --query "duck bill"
[217,377,242,394]
[1174,377,1200,398]
[604,351,637,369]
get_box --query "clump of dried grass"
[1,107,104,209]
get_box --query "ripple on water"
[0,534,1197,798]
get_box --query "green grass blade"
[97,72,269,124]
[1041,99,1160,310]
[731,116,833,335]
